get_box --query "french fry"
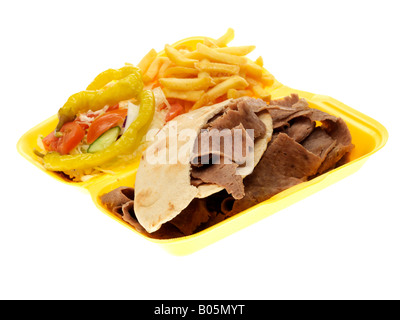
[196,43,248,66]
[215,28,235,47]
[227,88,253,99]
[227,88,239,99]
[207,76,248,100]
[215,45,256,56]
[255,56,264,67]
[260,73,275,86]
[194,59,240,76]
[252,84,271,102]
[198,71,211,79]
[164,44,197,68]
[211,76,231,85]
[137,48,157,74]
[163,88,204,101]
[142,57,168,84]
[203,37,219,48]
[245,74,272,100]
[174,44,192,52]
[163,66,199,78]
[191,94,210,110]
[183,51,206,60]
[241,60,263,79]
[192,75,248,109]
[245,76,260,87]
[157,59,172,79]
[159,77,213,91]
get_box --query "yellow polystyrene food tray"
[17,37,388,256]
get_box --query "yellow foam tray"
[17,37,388,256]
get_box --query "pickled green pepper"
[56,67,143,131]
[43,90,155,171]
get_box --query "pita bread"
[134,98,273,233]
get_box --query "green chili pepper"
[44,90,154,171]
[55,67,143,131]
[86,65,138,91]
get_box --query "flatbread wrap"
[134,97,273,233]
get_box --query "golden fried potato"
[192,76,248,109]
[159,77,213,91]
[214,28,235,47]
[194,60,240,76]
[163,66,199,78]
[137,48,157,74]
[163,88,205,101]
[165,44,197,68]
[215,46,256,56]
[142,57,169,84]
[196,43,248,66]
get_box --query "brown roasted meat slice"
[267,94,310,129]
[284,116,315,143]
[191,124,253,167]
[231,133,323,214]
[169,198,213,236]
[208,97,267,138]
[100,187,184,239]
[191,160,244,200]
[302,117,354,174]
[269,93,354,174]
[301,127,336,162]
[100,186,135,216]
[190,97,268,199]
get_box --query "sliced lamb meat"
[302,127,336,161]
[120,201,147,233]
[169,198,213,236]
[191,123,253,167]
[284,116,315,143]
[267,94,310,129]
[269,93,303,107]
[268,94,340,130]
[100,186,142,230]
[231,133,322,214]
[322,117,353,146]
[100,186,135,215]
[190,178,204,187]
[190,97,268,197]
[308,108,338,123]
[191,160,245,199]
[269,94,354,175]
[318,143,354,174]
[100,186,184,239]
[306,117,354,174]
[207,97,267,138]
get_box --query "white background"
[1,0,399,300]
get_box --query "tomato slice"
[165,102,184,122]
[86,108,127,144]
[42,122,85,155]
[42,131,59,152]
[107,103,120,111]
[107,108,128,117]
